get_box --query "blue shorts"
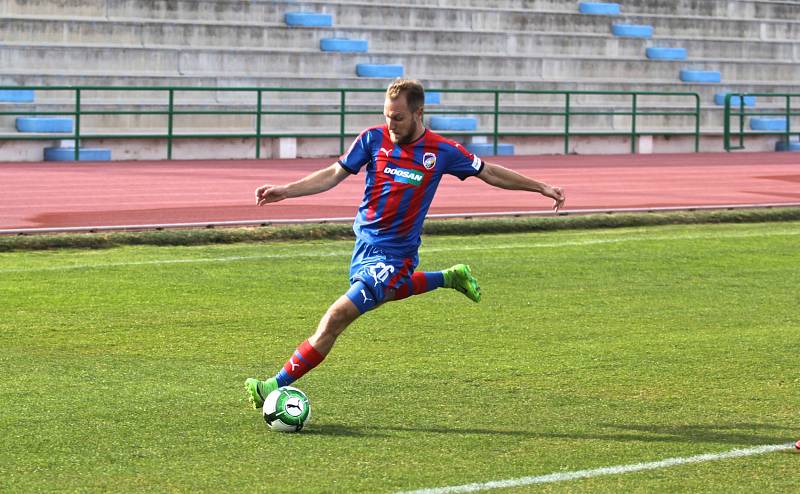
[345,238,418,313]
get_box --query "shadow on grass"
[590,422,794,446]
[302,424,390,437]
[304,424,532,438]
[306,422,794,446]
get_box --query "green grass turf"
[1,222,798,493]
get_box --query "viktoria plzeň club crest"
[422,152,437,169]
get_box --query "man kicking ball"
[245,79,565,407]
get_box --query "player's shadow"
[581,422,794,446]
[307,422,793,445]
[305,424,542,438]
[303,424,391,437]
[305,424,532,438]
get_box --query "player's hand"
[255,184,289,206]
[546,186,565,213]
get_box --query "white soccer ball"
[262,386,311,432]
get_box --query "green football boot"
[245,377,278,409]
[443,264,481,302]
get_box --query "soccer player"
[245,79,565,408]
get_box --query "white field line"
[1,228,799,274]
[397,443,796,494]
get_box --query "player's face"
[384,95,424,144]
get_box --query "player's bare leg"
[246,296,360,409]
[308,295,362,355]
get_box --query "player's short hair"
[386,79,425,112]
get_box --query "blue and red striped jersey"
[338,125,484,256]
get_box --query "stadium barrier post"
[564,92,571,154]
[786,95,792,144]
[74,88,81,161]
[493,91,499,155]
[167,89,174,160]
[339,90,347,155]
[723,93,731,151]
[630,93,638,154]
[738,95,745,149]
[694,93,700,152]
[256,89,263,159]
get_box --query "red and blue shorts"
[345,238,418,313]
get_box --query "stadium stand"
[1,0,799,159]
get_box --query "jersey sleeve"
[443,142,484,181]
[338,129,374,174]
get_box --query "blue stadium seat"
[356,64,404,78]
[714,93,756,106]
[44,147,112,161]
[429,116,478,131]
[646,47,687,60]
[750,118,787,131]
[424,92,441,105]
[16,117,73,133]
[611,24,653,38]
[679,69,721,83]
[465,142,515,156]
[0,89,34,102]
[320,38,368,53]
[775,139,800,151]
[578,2,620,15]
[284,12,333,27]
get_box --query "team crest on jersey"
[422,152,437,170]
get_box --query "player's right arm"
[256,163,351,206]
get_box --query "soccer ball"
[262,386,311,432]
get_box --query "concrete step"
[3,0,798,23]
[587,0,800,19]
[3,17,797,62]
[5,1,800,40]
[0,0,107,18]
[4,43,800,83]
[129,8,800,42]
[336,0,800,20]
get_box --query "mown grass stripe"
[2,228,798,274]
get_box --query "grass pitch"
[1,222,798,493]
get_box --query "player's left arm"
[476,161,566,212]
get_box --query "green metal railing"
[724,92,799,151]
[1,86,702,160]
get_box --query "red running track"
[1,152,799,232]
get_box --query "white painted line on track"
[397,443,796,494]
[1,228,798,274]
